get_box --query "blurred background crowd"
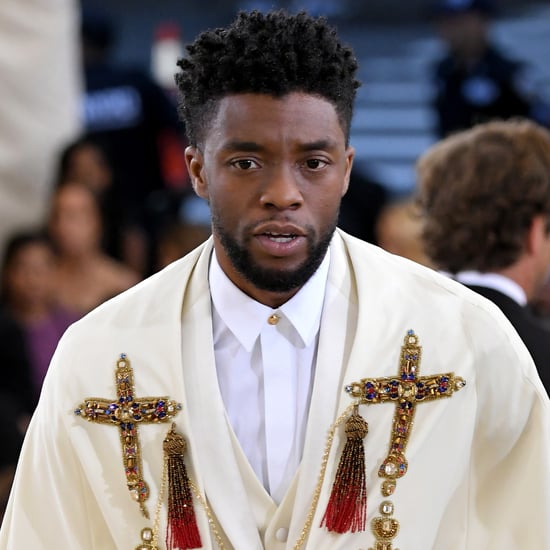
[1,0,550,518]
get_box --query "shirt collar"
[209,248,330,352]
[448,270,527,306]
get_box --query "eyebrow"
[297,139,338,152]
[221,138,339,153]
[221,140,264,152]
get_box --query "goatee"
[212,215,337,293]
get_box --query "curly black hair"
[175,10,360,146]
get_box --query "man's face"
[186,92,354,307]
[436,12,488,56]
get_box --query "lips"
[263,233,295,243]
[254,223,305,238]
[253,223,306,256]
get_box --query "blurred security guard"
[429,0,550,137]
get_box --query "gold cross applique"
[74,354,181,518]
[346,330,466,550]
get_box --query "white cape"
[1,230,549,549]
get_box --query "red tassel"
[163,424,202,550]
[321,405,368,533]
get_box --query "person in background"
[337,167,388,244]
[80,7,188,275]
[155,192,211,270]
[56,136,149,271]
[0,231,78,523]
[1,10,549,550]
[47,181,140,315]
[375,198,433,267]
[1,231,79,410]
[429,0,550,138]
[416,117,550,394]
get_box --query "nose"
[259,165,303,210]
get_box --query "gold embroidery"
[74,354,181,518]
[293,331,466,550]
[346,331,465,550]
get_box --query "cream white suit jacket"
[1,230,549,549]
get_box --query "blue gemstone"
[441,376,449,382]
[127,423,134,429]
[120,353,126,359]
[74,409,81,415]
[119,397,125,403]
[408,329,414,335]
[157,400,165,407]
[158,411,166,418]
[120,423,126,430]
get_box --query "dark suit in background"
[466,284,550,394]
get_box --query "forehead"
[203,92,345,149]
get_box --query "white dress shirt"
[209,250,330,504]
[451,270,527,306]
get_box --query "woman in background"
[1,231,79,407]
[47,181,140,315]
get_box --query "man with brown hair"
[417,118,550,393]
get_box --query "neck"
[58,250,102,270]
[496,262,536,302]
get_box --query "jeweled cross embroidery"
[74,354,181,518]
[345,330,466,550]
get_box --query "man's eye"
[232,159,259,170]
[305,159,328,169]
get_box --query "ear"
[341,146,355,197]
[526,215,548,256]
[185,145,209,200]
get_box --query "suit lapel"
[180,242,272,549]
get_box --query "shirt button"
[268,313,280,325]
[275,527,288,542]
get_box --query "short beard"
[212,214,337,293]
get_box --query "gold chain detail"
[292,402,356,550]
[189,480,227,550]
[151,454,169,549]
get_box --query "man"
[1,10,549,550]
[81,8,188,275]
[429,0,550,137]
[416,118,550,394]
